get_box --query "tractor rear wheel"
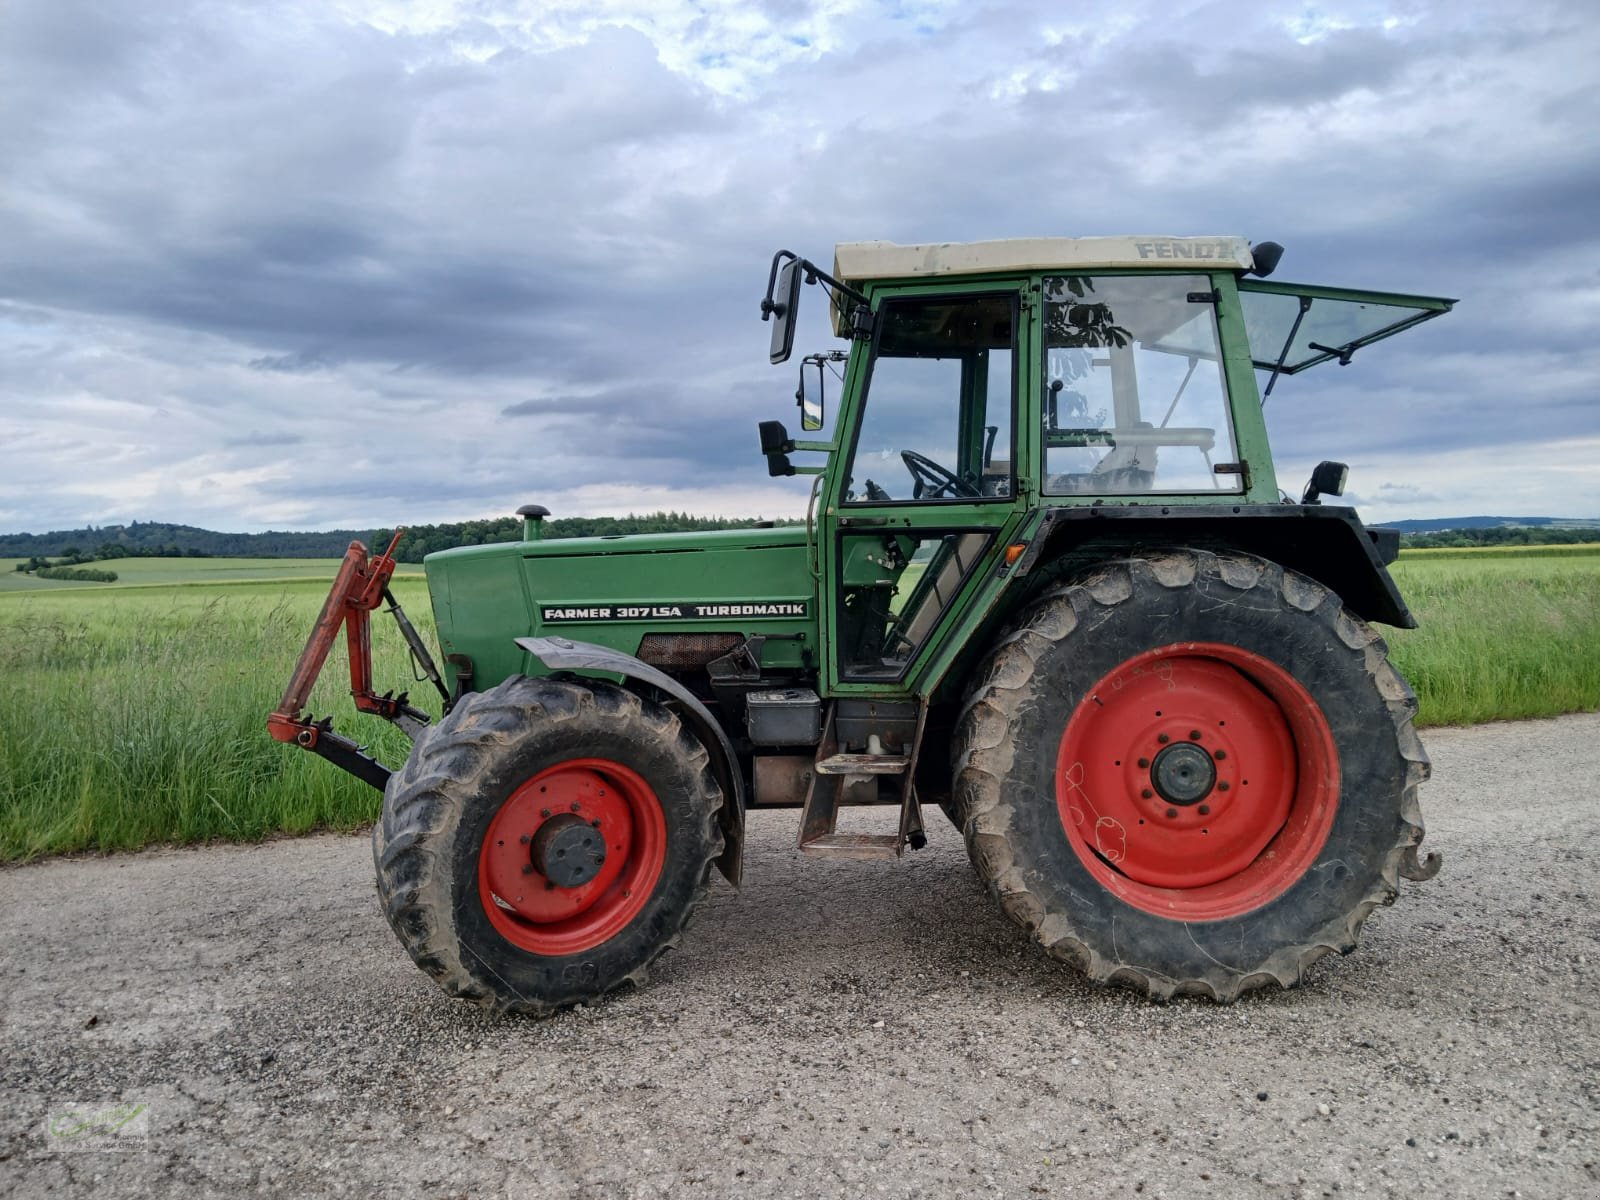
[952,548,1433,1001]
[374,675,723,1014]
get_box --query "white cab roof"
[832,236,1256,283]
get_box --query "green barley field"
[1,548,1596,861]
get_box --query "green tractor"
[269,234,1451,1011]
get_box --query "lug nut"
[570,802,581,813]
[591,819,602,828]
[520,833,531,845]
[1198,804,1211,816]
[1137,757,1150,768]
[1157,733,1170,744]
[540,808,551,818]
[1165,808,1178,819]
[1218,782,1231,792]
[1190,730,1202,740]
[1141,788,1153,799]
[521,864,533,875]
[1214,749,1227,761]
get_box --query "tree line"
[0,521,365,558]
[1399,526,1600,550]
[2,513,799,562]
[13,548,122,582]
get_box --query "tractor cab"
[761,236,1452,504]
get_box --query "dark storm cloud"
[2,0,1597,533]
[249,351,333,374]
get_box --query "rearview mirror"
[797,360,824,431]
[767,259,802,365]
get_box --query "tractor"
[268,234,1451,1011]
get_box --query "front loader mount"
[267,532,447,790]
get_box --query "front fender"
[514,635,745,887]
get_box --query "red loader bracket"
[267,530,440,790]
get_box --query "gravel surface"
[3,713,1597,1199]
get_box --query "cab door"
[818,281,1031,698]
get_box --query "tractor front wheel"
[953,549,1433,1001]
[374,676,723,1014]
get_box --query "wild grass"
[0,581,438,861]
[0,547,1595,861]
[1386,545,1600,727]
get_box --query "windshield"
[1042,274,1240,496]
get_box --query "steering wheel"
[901,450,978,500]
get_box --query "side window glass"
[838,531,993,678]
[1042,275,1239,495]
[844,295,1015,504]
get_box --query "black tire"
[952,548,1433,1001]
[374,676,723,1014]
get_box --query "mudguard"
[1012,504,1415,627]
[515,635,745,887]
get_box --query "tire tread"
[952,548,1432,1002]
[373,676,722,1015]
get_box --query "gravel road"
[3,714,1597,1199]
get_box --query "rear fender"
[515,635,745,887]
[1009,503,1413,627]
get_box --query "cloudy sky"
[2,0,1596,534]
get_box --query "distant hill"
[1379,516,1600,533]
[0,514,799,563]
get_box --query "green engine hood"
[424,526,817,691]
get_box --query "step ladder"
[797,706,927,860]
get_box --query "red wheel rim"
[1054,642,1339,921]
[478,758,667,955]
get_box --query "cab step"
[814,753,909,775]
[797,832,901,861]
[797,707,926,860]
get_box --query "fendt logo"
[1134,240,1234,260]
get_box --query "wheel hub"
[1150,742,1215,806]
[1054,649,1304,896]
[531,813,606,888]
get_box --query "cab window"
[1042,274,1239,495]
[843,294,1016,504]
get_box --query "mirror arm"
[762,251,870,318]
[798,261,870,310]
[762,251,870,313]
[760,250,799,321]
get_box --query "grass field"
[1387,544,1600,726]
[1,547,1596,861]
[0,577,439,861]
